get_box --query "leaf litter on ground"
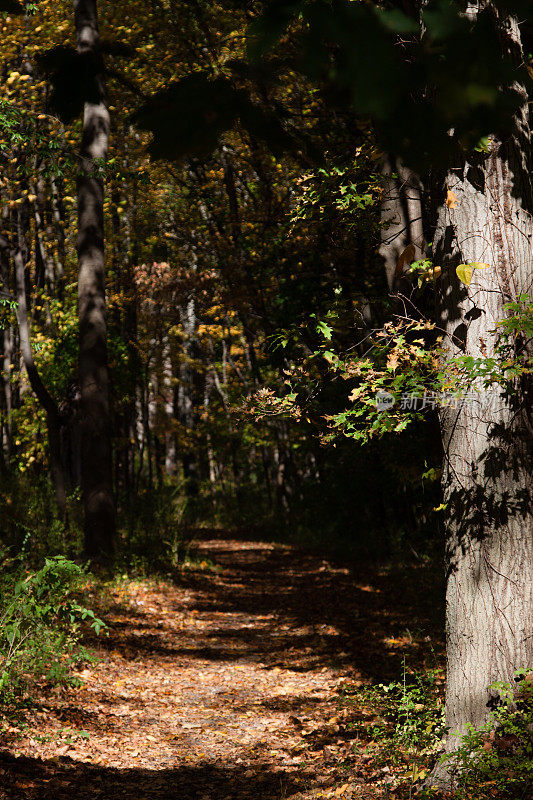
[0,536,445,800]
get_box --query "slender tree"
[13,206,68,515]
[74,0,115,560]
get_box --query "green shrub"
[0,475,84,566]
[441,670,533,799]
[371,668,446,753]
[0,554,106,704]
[341,664,446,790]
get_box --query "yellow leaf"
[446,190,458,209]
[471,261,489,269]
[456,264,472,285]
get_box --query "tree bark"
[74,0,115,561]
[178,296,199,501]
[379,156,425,290]
[12,206,67,516]
[1,328,14,465]
[431,10,533,787]
[0,233,14,466]
[50,175,66,298]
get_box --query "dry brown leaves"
[0,538,443,800]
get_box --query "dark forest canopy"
[0,1,531,797]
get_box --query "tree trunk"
[379,156,425,290]
[74,0,115,561]
[0,235,14,466]
[13,206,67,517]
[50,175,66,298]
[1,328,14,465]
[432,11,533,786]
[178,297,199,501]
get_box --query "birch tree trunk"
[432,9,533,785]
[178,296,199,500]
[74,0,115,560]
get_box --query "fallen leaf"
[395,243,416,277]
[387,350,399,372]
[77,668,93,680]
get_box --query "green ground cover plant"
[0,553,106,707]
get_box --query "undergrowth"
[341,661,446,793]
[0,552,106,711]
[341,664,533,799]
[440,670,533,800]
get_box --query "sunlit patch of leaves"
[246,294,533,448]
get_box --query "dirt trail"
[0,537,443,800]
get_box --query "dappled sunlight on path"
[0,538,443,799]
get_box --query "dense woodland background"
[0,1,531,798]
[0,0,443,565]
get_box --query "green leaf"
[378,8,418,35]
[456,264,473,285]
[316,320,333,340]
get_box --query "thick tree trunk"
[74,0,115,561]
[432,12,533,786]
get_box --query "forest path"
[0,537,442,800]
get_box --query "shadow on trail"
[0,751,305,800]
[0,536,446,800]
[93,537,445,684]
